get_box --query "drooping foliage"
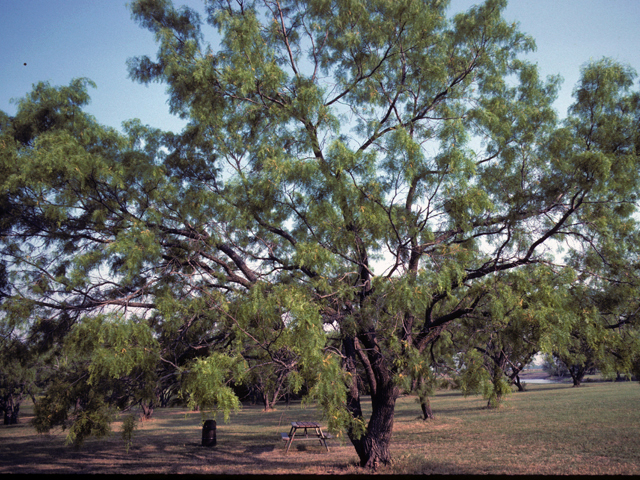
[455,265,575,406]
[1,0,640,468]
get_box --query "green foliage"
[32,378,115,448]
[305,352,366,439]
[456,348,513,408]
[457,349,490,396]
[542,354,569,378]
[2,0,640,467]
[66,314,160,386]
[484,370,513,409]
[181,353,245,422]
[0,336,38,424]
[64,398,113,448]
[446,266,562,406]
[121,414,138,453]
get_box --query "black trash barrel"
[202,419,216,447]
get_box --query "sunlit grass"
[1,381,639,474]
[385,382,640,475]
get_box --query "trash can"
[202,419,216,447]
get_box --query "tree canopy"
[1,0,639,468]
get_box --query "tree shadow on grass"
[243,444,276,454]
[0,433,345,474]
[401,460,482,475]
[1,427,501,476]
[393,405,485,420]
[0,408,352,474]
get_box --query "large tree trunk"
[343,335,399,468]
[349,384,398,468]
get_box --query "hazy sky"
[2,0,639,134]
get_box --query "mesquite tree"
[456,266,572,406]
[2,0,640,468]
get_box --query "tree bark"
[420,396,434,420]
[343,334,399,468]
[2,399,20,425]
[487,392,502,409]
[255,382,275,411]
[512,374,525,392]
[487,363,506,408]
[349,384,398,468]
[569,365,586,387]
[140,400,154,420]
[158,388,172,408]
[262,393,274,411]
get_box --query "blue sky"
[1,0,639,134]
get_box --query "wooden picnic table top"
[291,421,320,428]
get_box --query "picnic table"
[280,421,332,453]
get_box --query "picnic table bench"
[280,421,332,453]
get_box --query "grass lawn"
[1,381,639,475]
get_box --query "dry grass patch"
[1,382,639,474]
